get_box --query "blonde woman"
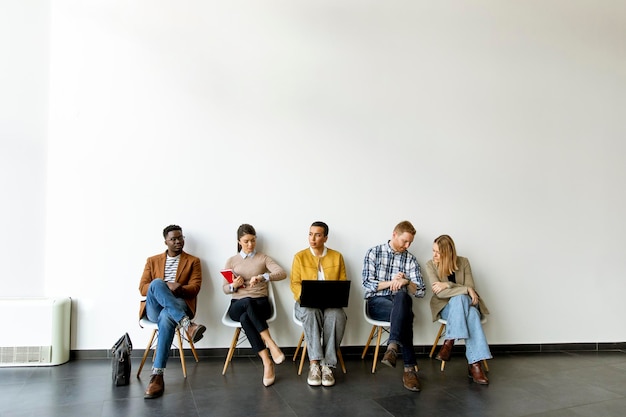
[424,235,491,384]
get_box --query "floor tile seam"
[592,387,626,400]
[362,399,397,417]
[443,379,546,404]
[518,404,580,417]
[185,379,203,416]
[262,380,303,417]
[519,381,625,409]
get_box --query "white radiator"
[0,297,71,366]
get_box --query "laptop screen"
[300,280,351,309]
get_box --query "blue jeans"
[228,297,271,353]
[366,292,416,367]
[294,302,346,368]
[439,295,492,364]
[145,279,192,369]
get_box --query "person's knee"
[448,294,469,307]
[394,291,412,308]
[324,308,346,320]
[303,307,323,322]
[149,278,168,292]
[468,306,481,320]
[239,311,250,324]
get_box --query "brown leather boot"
[144,374,165,398]
[185,322,207,343]
[436,339,454,362]
[402,369,421,392]
[468,362,489,385]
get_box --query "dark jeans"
[228,297,271,353]
[367,292,416,367]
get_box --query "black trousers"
[228,296,271,353]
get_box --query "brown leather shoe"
[186,322,206,343]
[381,348,397,368]
[436,339,454,362]
[144,374,164,399]
[402,370,421,392]
[468,362,489,385]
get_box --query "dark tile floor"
[1,350,626,417]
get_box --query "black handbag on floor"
[112,332,132,386]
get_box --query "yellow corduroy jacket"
[290,247,347,302]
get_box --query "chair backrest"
[292,307,303,327]
[267,282,277,322]
[363,300,391,326]
[222,281,278,326]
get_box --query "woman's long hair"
[434,234,458,279]
[236,224,256,252]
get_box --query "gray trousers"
[294,302,347,367]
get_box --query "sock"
[179,316,190,330]
[152,368,164,375]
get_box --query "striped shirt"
[362,241,425,299]
[164,254,180,282]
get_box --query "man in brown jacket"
[138,224,205,399]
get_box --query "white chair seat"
[360,301,391,373]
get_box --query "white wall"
[6,1,626,351]
[0,0,49,297]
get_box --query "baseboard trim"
[72,342,626,361]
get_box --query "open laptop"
[299,280,351,309]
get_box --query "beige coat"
[424,256,489,322]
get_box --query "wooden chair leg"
[189,338,199,362]
[361,325,377,359]
[372,326,383,373]
[176,329,187,378]
[294,332,305,362]
[337,348,347,374]
[429,323,446,358]
[222,328,241,375]
[137,329,158,377]
[483,359,489,372]
[298,343,307,375]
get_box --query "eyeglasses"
[167,236,185,242]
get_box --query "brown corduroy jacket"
[138,251,202,319]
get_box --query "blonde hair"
[434,235,458,279]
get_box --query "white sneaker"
[321,365,335,387]
[307,363,322,386]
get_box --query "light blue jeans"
[439,294,492,364]
[145,279,192,369]
[294,302,346,368]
